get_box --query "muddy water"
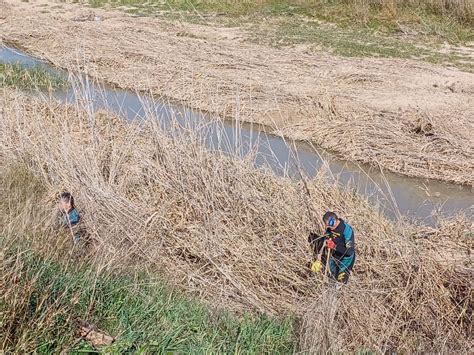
[1,45,472,225]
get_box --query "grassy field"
[1,235,294,353]
[80,0,474,70]
[1,86,471,352]
[0,63,66,89]
[88,0,474,27]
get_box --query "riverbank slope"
[1,87,472,352]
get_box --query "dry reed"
[2,4,472,185]
[359,0,473,23]
[182,0,474,23]
[1,88,472,352]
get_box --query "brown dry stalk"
[1,89,472,352]
[1,0,473,185]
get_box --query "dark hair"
[322,211,338,223]
[59,191,75,209]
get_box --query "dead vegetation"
[1,0,473,185]
[1,88,472,352]
[309,0,474,24]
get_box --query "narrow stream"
[1,45,472,225]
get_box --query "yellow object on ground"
[311,260,322,273]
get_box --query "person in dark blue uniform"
[308,211,356,283]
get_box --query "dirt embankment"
[1,0,473,185]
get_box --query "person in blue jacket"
[58,192,81,244]
[309,211,356,283]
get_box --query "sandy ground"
[1,0,473,185]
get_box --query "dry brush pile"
[1,88,472,352]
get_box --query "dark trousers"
[308,232,355,283]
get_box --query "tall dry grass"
[378,0,472,20]
[187,0,474,23]
[182,0,474,24]
[349,0,473,24]
[0,232,294,353]
[1,87,472,352]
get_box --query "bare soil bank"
[1,0,473,185]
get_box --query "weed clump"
[0,63,66,89]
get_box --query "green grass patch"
[85,1,473,42]
[80,1,473,71]
[1,240,295,353]
[0,63,67,90]
[249,17,474,72]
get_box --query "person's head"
[323,211,339,230]
[59,192,74,212]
